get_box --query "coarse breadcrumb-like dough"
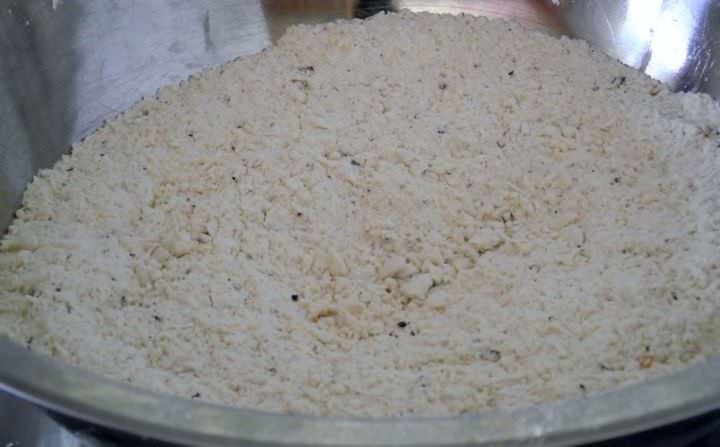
[1,12,720,417]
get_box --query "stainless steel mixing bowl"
[1,1,719,445]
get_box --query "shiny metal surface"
[1,1,719,446]
[554,0,720,97]
[2,339,720,446]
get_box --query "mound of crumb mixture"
[1,12,720,417]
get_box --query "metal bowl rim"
[1,339,719,446]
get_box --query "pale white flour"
[1,12,720,417]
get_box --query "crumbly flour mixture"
[2,12,720,417]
